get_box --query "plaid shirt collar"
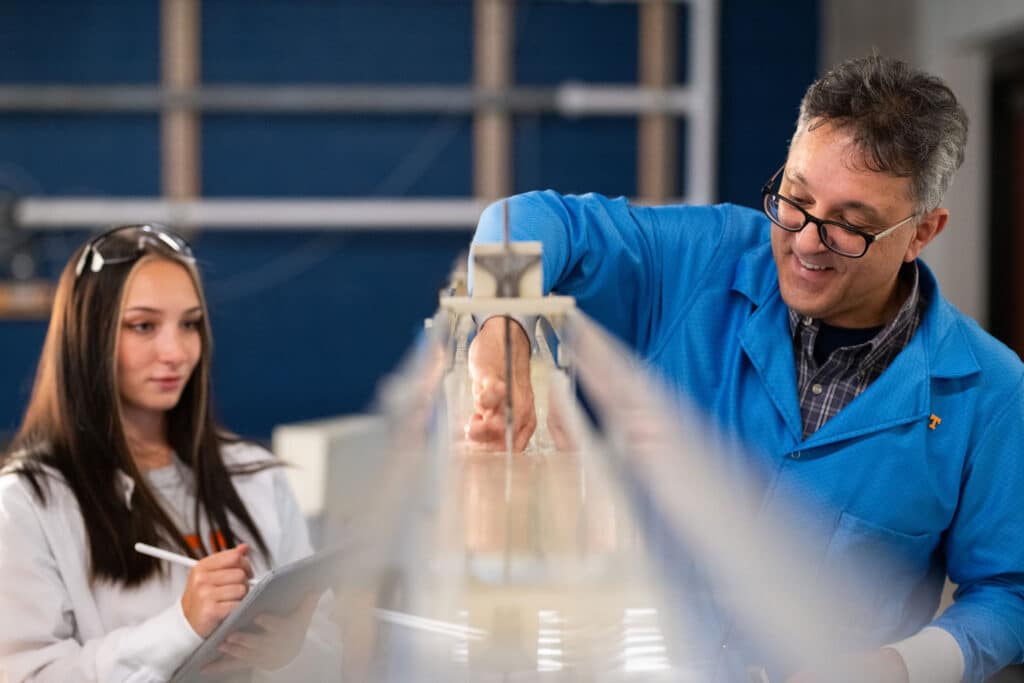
[787,262,921,355]
[788,262,922,438]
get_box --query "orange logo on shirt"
[928,414,942,430]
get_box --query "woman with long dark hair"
[0,225,338,681]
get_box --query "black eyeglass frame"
[74,224,195,278]
[760,165,917,259]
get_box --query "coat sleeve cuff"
[475,314,537,352]
[886,626,965,683]
[128,600,204,677]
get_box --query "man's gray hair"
[796,54,968,213]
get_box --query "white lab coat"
[0,442,341,682]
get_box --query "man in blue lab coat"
[468,55,1024,682]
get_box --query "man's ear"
[904,208,948,263]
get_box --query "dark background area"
[0,0,818,441]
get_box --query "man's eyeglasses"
[75,224,194,278]
[761,165,917,259]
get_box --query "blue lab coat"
[473,191,1024,681]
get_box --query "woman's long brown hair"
[3,235,275,585]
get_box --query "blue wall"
[0,0,818,441]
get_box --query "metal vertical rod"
[687,0,718,204]
[502,201,514,463]
[161,0,201,202]
[638,0,677,202]
[474,0,514,201]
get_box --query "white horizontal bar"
[555,84,695,116]
[15,196,694,230]
[441,295,577,316]
[16,198,488,230]
[0,84,698,116]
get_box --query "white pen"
[134,542,260,587]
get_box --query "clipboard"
[170,545,345,682]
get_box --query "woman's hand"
[201,593,321,673]
[180,544,254,638]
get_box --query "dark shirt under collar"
[788,262,923,438]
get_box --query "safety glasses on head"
[74,224,194,278]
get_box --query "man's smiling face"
[771,120,937,328]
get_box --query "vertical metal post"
[161,0,201,203]
[687,0,718,204]
[474,0,514,201]
[638,0,677,203]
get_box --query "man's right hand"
[181,544,254,638]
[466,316,537,451]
